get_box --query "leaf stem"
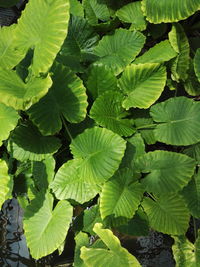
[61,116,73,141]
[136,123,157,130]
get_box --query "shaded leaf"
[194,48,200,83]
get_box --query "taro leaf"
[0,103,19,146]
[116,1,147,31]
[194,48,200,83]
[116,208,149,236]
[172,232,200,266]
[50,159,100,204]
[0,25,25,69]
[135,150,195,194]
[80,223,141,266]
[90,91,135,137]
[0,160,13,209]
[142,0,200,23]
[8,121,61,161]
[142,194,190,235]
[70,127,126,184]
[168,23,190,81]
[183,143,200,164]
[0,68,52,110]
[24,192,73,259]
[28,63,88,136]
[83,0,110,25]
[118,63,166,109]
[83,205,103,235]
[93,28,145,75]
[57,15,99,72]
[70,0,84,17]
[184,59,200,96]
[16,0,70,75]
[100,168,144,220]
[86,63,117,100]
[32,157,55,191]
[150,97,200,146]
[134,40,177,64]
[74,232,89,267]
[134,116,156,145]
[181,170,200,218]
[0,0,19,7]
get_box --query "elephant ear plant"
[1,0,200,265]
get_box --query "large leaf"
[0,160,13,209]
[0,103,19,146]
[50,159,100,204]
[0,68,52,110]
[0,25,25,69]
[24,192,73,259]
[168,23,190,81]
[142,194,190,235]
[70,127,126,184]
[57,15,99,72]
[8,122,61,161]
[16,0,70,75]
[142,0,200,23]
[90,91,135,137]
[100,168,144,220]
[28,63,88,135]
[83,0,110,25]
[118,63,166,109]
[74,232,89,267]
[80,223,141,267]
[86,63,117,100]
[93,28,145,75]
[194,48,200,82]
[182,170,200,218]
[116,1,146,31]
[150,97,200,145]
[135,150,195,194]
[134,40,177,64]
[172,233,200,267]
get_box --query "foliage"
[0,0,200,265]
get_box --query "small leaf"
[70,0,84,17]
[0,160,13,209]
[142,194,190,235]
[74,232,89,267]
[194,48,200,83]
[94,28,145,75]
[24,192,73,259]
[83,205,103,235]
[118,63,166,109]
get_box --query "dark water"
[0,198,176,267]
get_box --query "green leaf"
[86,63,117,100]
[183,143,200,164]
[117,209,149,236]
[172,233,200,266]
[194,48,200,83]
[24,192,73,259]
[57,15,99,72]
[184,59,200,96]
[0,68,52,110]
[100,168,144,220]
[0,103,19,146]
[182,170,200,218]
[94,28,145,75]
[8,121,61,161]
[116,1,147,31]
[70,127,126,184]
[136,150,195,194]
[142,0,200,23]
[83,0,110,25]
[90,91,135,137]
[80,223,141,266]
[0,160,13,209]
[83,205,103,235]
[28,63,88,135]
[150,97,200,145]
[134,40,177,64]
[74,232,89,267]
[16,0,70,75]
[118,63,166,109]
[70,0,84,17]
[0,25,25,69]
[142,194,190,235]
[169,23,190,81]
[50,159,100,204]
